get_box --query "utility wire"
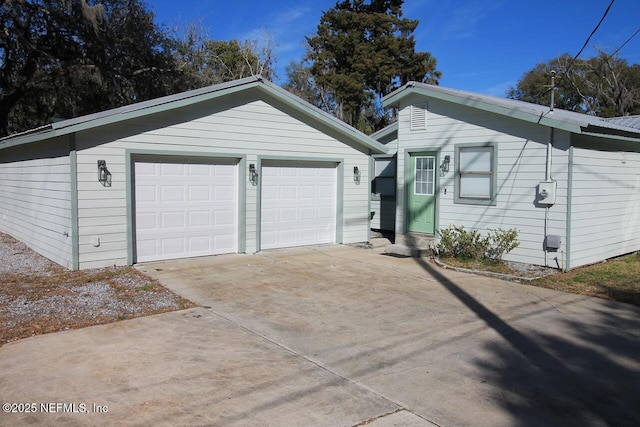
[610,27,640,57]
[541,0,616,97]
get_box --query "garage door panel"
[161,163,184,175]
[261,163,337,250]
[188,211,210,227]
[279,186,298,199]
[298,207,316,220]
[188,164,210,175]
[213,234,234,248]
[135,162,156,175]
[261,231,276,247]
[214,210,235,225]
[188,236,209,252]
[300,186,317,198]
[135,212,156,230]
[160,211,183,228]
[134,160,238,262]
[189,186,211,201]
[215,186,235,201]
[161,186,184,202]
[278,207,297,221]
[136,185,157,202]
[161,237,184,254]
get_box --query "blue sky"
[148,0,640,96]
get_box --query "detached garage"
[0,76,387,269]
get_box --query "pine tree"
[305,0,440,131]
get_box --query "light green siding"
[0,137,74,268]
[568,145,640,268]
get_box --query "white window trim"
[454,143,497,206]
[371,156,396,198]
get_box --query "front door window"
[414,156,435,195]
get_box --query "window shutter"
[410,103,427,130]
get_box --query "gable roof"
[0,76,388,154]
[384,82,640,142]
[370,121,397,142]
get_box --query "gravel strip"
[0,234,60,275]
[0,232,195,345]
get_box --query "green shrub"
[486,228,520,260]
[437,225,519,261]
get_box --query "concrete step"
[383,233,436,258]
[384,244,433,257]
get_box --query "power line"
[542,0,616,97]
[610,27,640,57]
[567,0,616,65]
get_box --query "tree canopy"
[0,0,179,136]
[0,0,276,137]
[171,23,276,91]
[299,0,440,132]
[508,52,640,117]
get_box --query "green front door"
[407,153,436,234]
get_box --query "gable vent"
[410,103,427,130]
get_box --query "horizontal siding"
[75,98,371,268]
[395,96,570,267]
[0,138,73,268]
[569,147,640,268]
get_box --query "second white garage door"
[134,159,238,262]
[261,162,337,250]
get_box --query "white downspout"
[544,72,555,267]
[545,127,553,267]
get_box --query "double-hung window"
[454,144,497,205]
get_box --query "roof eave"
[580,126,640,143]
[383,83,584,134]
[370,122,398,141]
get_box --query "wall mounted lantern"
[97,160,112,187]
[353,166,361,184]
[440,155,450,176]
[249,163,258,186]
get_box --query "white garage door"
[134,159,238,262]
[261,162,337,250]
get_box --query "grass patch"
[532,252,640,306]
[438,252,640,307]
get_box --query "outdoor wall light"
[440,155,450,175]
[249,163,258,186]
[353,166,361,184]
[97,160,112,187]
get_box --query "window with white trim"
[372,157,396,197]
[454,144,497,205]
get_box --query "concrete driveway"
[2,241,640,426]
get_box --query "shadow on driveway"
[411,252,640,426]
